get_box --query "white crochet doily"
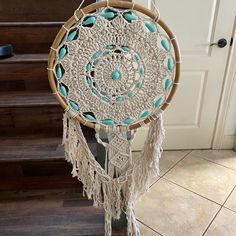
[53,7,176,126]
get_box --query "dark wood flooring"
[0,188,127,236]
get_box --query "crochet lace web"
[53,7,176,126]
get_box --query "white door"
[133,0,236,150]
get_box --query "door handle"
[210,38,227,48]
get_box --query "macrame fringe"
[62,112,165,236]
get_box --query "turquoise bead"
[123,117,135,125]
[123,12,137,21]
[102,12,116,19]
[67,30,77,41]
[82,16,97,26]
[155,97,164,108]
[102,119,115,125]
[92,88,98,95]
[102,97,110,103]
[69,100,79,111]
[116,97,125,102]
[165,78,172,91]
[128,91,135,98]
[161,39,170,51]
[92,51,102,60]
[59,85,68,97]
[85,114,96,121]
[106,45,115,50]
[111,70,121,80]
[134,53,141,61]
[86,76,92,85]
[57,67,62,79]
[167,58,174,71]
[139,67,145,76]
[59,47,67,60]
[145,22,157,32]
[140,110,150,118]
[86,63,91,72]
[136,81,143,89]
[121,46,130,52]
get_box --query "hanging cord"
[74,0,86,21]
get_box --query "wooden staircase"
[0,1,126,235]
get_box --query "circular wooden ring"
[48,0,181,131]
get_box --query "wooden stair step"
[0,188,126,235]
[0,135,97,163]
[0,92,58,108]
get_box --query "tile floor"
[134,150,236,236]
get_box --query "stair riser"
[0,0,95,22]
[0,62,49,92]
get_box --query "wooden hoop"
[48,0,181,131]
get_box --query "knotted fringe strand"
[62,113,165,236]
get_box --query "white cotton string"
[74,0,86,21]
[151,0,160,21]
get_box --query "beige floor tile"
[192,150,236,171]
[135,179,219,236]
[160,150,191,176]
[139,222,161,235]
[225,187,236,212]
[164,154,236,204]
[205,208,236,236]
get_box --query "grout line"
[223,205,236,214]
[160,150,193,178]
[201,185,236,236]
[191,153,236,173]
[163,177,221,206]
[137,218,165,236]
[149,150,192,188]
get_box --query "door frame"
[213,22,236,149]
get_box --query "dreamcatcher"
[48,1,180,235]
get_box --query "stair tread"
[0,135,97,162]
[0,188,126,236]
[0,92,58,107]
[0,54,48,64]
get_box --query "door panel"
[133,0,235,149]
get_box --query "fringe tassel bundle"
[62,112,165,236]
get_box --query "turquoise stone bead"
[57,67,62,79]
[82,16,97,26]
[59,85,68,97]
[102,119,115,125]
[121,46,130,52]
[139,67,145,76]
[136,81,143,89]
[111,70,121,80]
[67,30,77,41]
[134,53,141,61]
[128,91,135,98]
[85,114,96,121]
[140,110,150,118]
[92,51,102,60]
[86,76,92,85]
[145,22,157,32]
[161,39,170,51]
[165,78,172,91]
[59,48,67,60]
[116,97,125,102]
[86,63,91,72]
[106,45,115,50]
[69,100,79,111]
[92,88,98,95]
[123,12,137,21]
[168,58,174,71]
[102,97,110,103]
[155,97,164,108]
[123,117,135,125]
[102,12,116,19]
